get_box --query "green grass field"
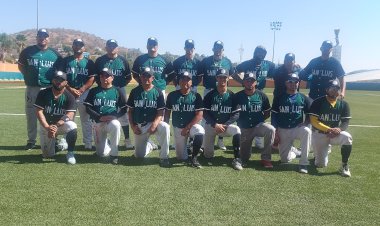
[0,83,379,225]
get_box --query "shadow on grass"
[0,145,41,151]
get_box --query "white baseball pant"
[25,86,45,144]
[203,123,241,158]
[76,90,93,147]
[173,124,205,160]
[93,119,121,157]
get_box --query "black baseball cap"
[216,68,229,77]
[147,37,158,46]
[106,39,118,47]
[327,79,340,88]
[73,38,85,46]
[141,67,154,77]
[53,71,67,81]
[287,73,299,81]
[213,40,224,49]
[37,28,49,37]
[243,72,257,81]
[284,53,295,62]
[100,68,113,77]
[185,39,195,49]
[179,71,192,80]
[321,40,333,49]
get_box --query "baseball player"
[84,68,127,165]
[232,45,275,149]
[165,71,204,168]
[94,39,133,149]
[171,39,202,93]
[308,79,353,177]
[233,72,275,169]
[272,53,301,98]
[127,67,171,168]
[132,37,174,95]
[202,69,241,170]
[299,40,346,100]
[198,40,235,151]
[61,38,95,150]
[34,71,77,164]
[18,28,63,150]
[271,73,312,174]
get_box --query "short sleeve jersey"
[236,59,275,90]
[166,90,203,128]
[84,86,127,122]
[199,56,234,89]
[18,45,62,87]
[203,89,237,124]
[34,88,76,124]
[308,96,351,129]
[94,54,131,88]
[234,90,271,129]
[127,86,165,124]
[62,56,96,89]
[299,56,345,99]
[132,54,174,90]
[271,93,311,128]
[172,55,202,86]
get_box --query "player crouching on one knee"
[84,68,127,165]
[202,69,241,170]
[127,67,171,168]
[165,71,205,168]
[308,79,353,177]
[34,71,78,164]
[271,73,312,174]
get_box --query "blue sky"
[1,0,379,73]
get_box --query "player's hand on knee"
[148,125,158,134]
[132,124,142,135]
[215,124,226,134]
[181,127,190,136]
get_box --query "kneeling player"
[165,71,204,168]
[309,79,353,177]
[203,69,241,170]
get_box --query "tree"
[0,33,13,62]
[15,34,27,55]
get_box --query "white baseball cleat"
[232,158,243,171]
[255,137,264,149]
[340,164,351,177]
[148,139,158,150]
[125,139,134,149]
[217,139,227,150]
[66,152,76,165]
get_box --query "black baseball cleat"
[25,143,36,150]
[110,156,118,165]
[191,156,202,169]
[159,159,171,168]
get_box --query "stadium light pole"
[270,21,282,63]
[36,0,39,31]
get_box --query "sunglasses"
[286,80,299,83]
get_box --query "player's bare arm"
[181,111,203,136]
[128,108,141,135]
[338,76,346,98]
[148,109,164,134]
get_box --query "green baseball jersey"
[132,54,174,90]
[271,93,311,128]
[203,89,237,125]
[236,59,275,90]
[234,89,271,129]
[84,86,127,123]
[62,56,96,89]
[34,88,76,124]
[172,55,202,86]
[166,90,203,128]
[94,54,131,88]
[199,56,234,89]
[309,96,351,129]
[127,86,165,124]
[18,45,62,87]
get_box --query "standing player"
[18,28,62,150]
[271,73,311,174]
[127,67,171,168]
[62,38,95,150]
[84,68,127,165]
[34,71,77,164]
[203,69,241,170]
[233,72,276,169]
[299,40,346,100]
[95,39,133,149]
[132,37,174,95]
[199,40,234,150]
[272,53,301,98]
[165,71,204,168]
[171,39,202,92]
[232,45,275,149]
[308,79,353,177]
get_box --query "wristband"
[60,115,70,122]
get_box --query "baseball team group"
[17,28,353,176]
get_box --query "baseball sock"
[192,135,204,157]
[66,129,77,152]
[122,125,130,139]
[341,145,352,164]
[233,134,241,158]
[218,136,223,141]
